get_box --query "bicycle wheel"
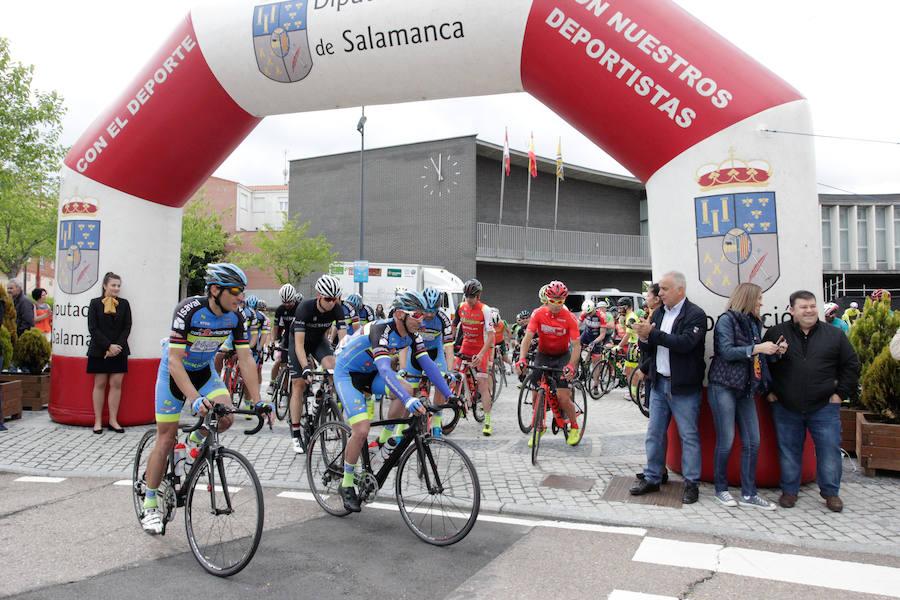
[490,371,500,404]
[395,437,480,546]
[274,374,290,421]
[517,382,534,434]
[184,448,264,577]
[631,372,650,418]
[585,360,603,399]
[591,361,609,396]
[318,395,344,427]
[471,392,485,423]
[377,394,389,420]
[567,382,588,444]
[231,376,244,408]
[306,421,352,517]
[531,390,545,465]
[131,430,156,522]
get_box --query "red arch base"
[49,356,158,427]
[666,392,817,487]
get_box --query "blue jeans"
[771,401,842,496]
[643,376,701,484]
[707,383,760,496]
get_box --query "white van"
[565,288,645,318]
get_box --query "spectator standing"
[31,288,52,340]
[375,303,385,319]
[763,290,859,512]
[86,272,132,434]
[706,283,780,510]
[630,272,707,504]
[7,279,34,336]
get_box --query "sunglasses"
[407,311,425,320]
[547,299,565,305]
[224,286,244,296]
[322,297,338,302]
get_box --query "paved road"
[2,473,898,599]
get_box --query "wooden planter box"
[1,380,23,421]
[840,406,867,455]
[856,411,900,476]
[0,373,50,410]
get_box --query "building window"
[252,195,265,213]
[839,206,850,269]
[875,206,887,267]
[895,207,900,264]
[279,198,288,214]
[856,206,868,265]
[821,205,831,266]
[239,195,248,211]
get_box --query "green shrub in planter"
[860,345,900,423]
[13,327,51,374]
[0,325,12,370]
[0,286,15,346]
[849,295,900,392]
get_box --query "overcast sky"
[3,0,899,194]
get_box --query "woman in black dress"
[87,272,132,434]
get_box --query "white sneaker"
[715,490,737,507]
[738,494,777,510]
[141,506,163,535]
[292,436,305,454]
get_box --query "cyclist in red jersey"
[515,281,583,445]
[455,279,496,435]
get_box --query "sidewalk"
[1,381,898,557]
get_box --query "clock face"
[421,152,460,198]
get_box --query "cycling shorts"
[496,340,508,357]
[154,364,228,423]
[527,350,572,390]
[334,370,388,426]
[406,346,447,379]
[580,331,606,354]
[456,350,492,379]
[623,343,639,367]
[289,336,334,379]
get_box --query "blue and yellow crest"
[695,192,780,298]
[57,219,101,295]
[253,2,313,83]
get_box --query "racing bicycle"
[520,364,587,465]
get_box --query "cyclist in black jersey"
[288,274,347,453]
[270,284,300,390]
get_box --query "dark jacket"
[86,297,132,358]
[707,310,770,396]
[12,293,34,336]
[762,320,859,414]
[638,298,707,394]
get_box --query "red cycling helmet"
[545,280,568,300]
[872,289,891,301]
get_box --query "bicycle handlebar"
[181,403,273,436]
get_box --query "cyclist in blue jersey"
[332,290,457,512]
[140,263,265,534]
[342,294,362,334]
[396,287,455,437]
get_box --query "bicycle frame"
[528,367,567,434]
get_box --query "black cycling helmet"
[393,290,428,313]
[463,279,483,297]
[617,297,632,308]
[205,263,247,289]
[517,310,530,321]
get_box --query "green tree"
[860,346,900,422]
[0,38,67,278]
[230,213,336,286]
[848,295,900,387]
[180,192,230,298]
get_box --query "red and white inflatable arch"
[52,0,821,425]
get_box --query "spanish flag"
[556,137,564,181]
[528,132,537,178]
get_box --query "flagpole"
[553,174,559,230]
[497,157,504,256]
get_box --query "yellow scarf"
[102,295,118,314]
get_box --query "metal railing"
[476,223,650,269]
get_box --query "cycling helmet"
[204,263,247,288]
[315,274,342,298]
[823,302,839,317]
[517,310,530,321]
[394,286,407,296]
[538,284,549,304]
[490,307,501,323]
[581,300,595,313]
[346,293,362,309]
[463,279,483,297]
[617,297,633,309]
[545,281,568,300]
[257,300,267,311]
[279,283,297,303]
[597,300,609,309]
[393,290,428,313]
[850,301,859,309]
[422,286,441,311]
[873,289,891,301]
[245,294,259,309]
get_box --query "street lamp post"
[357,106,366,296]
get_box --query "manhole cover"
[540,474,595,491]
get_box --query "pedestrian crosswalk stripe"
[632,537,900,598]
[113,480,132,486]
[14,476,66,483]
[608,591,677,600]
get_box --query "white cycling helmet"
[581,300,595,313]
[315,274,342,298]
[850,301,859,309]
[538,284,549,304]
[597,300,609,309]
[823,302,839,317]
[279,283,297,303]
